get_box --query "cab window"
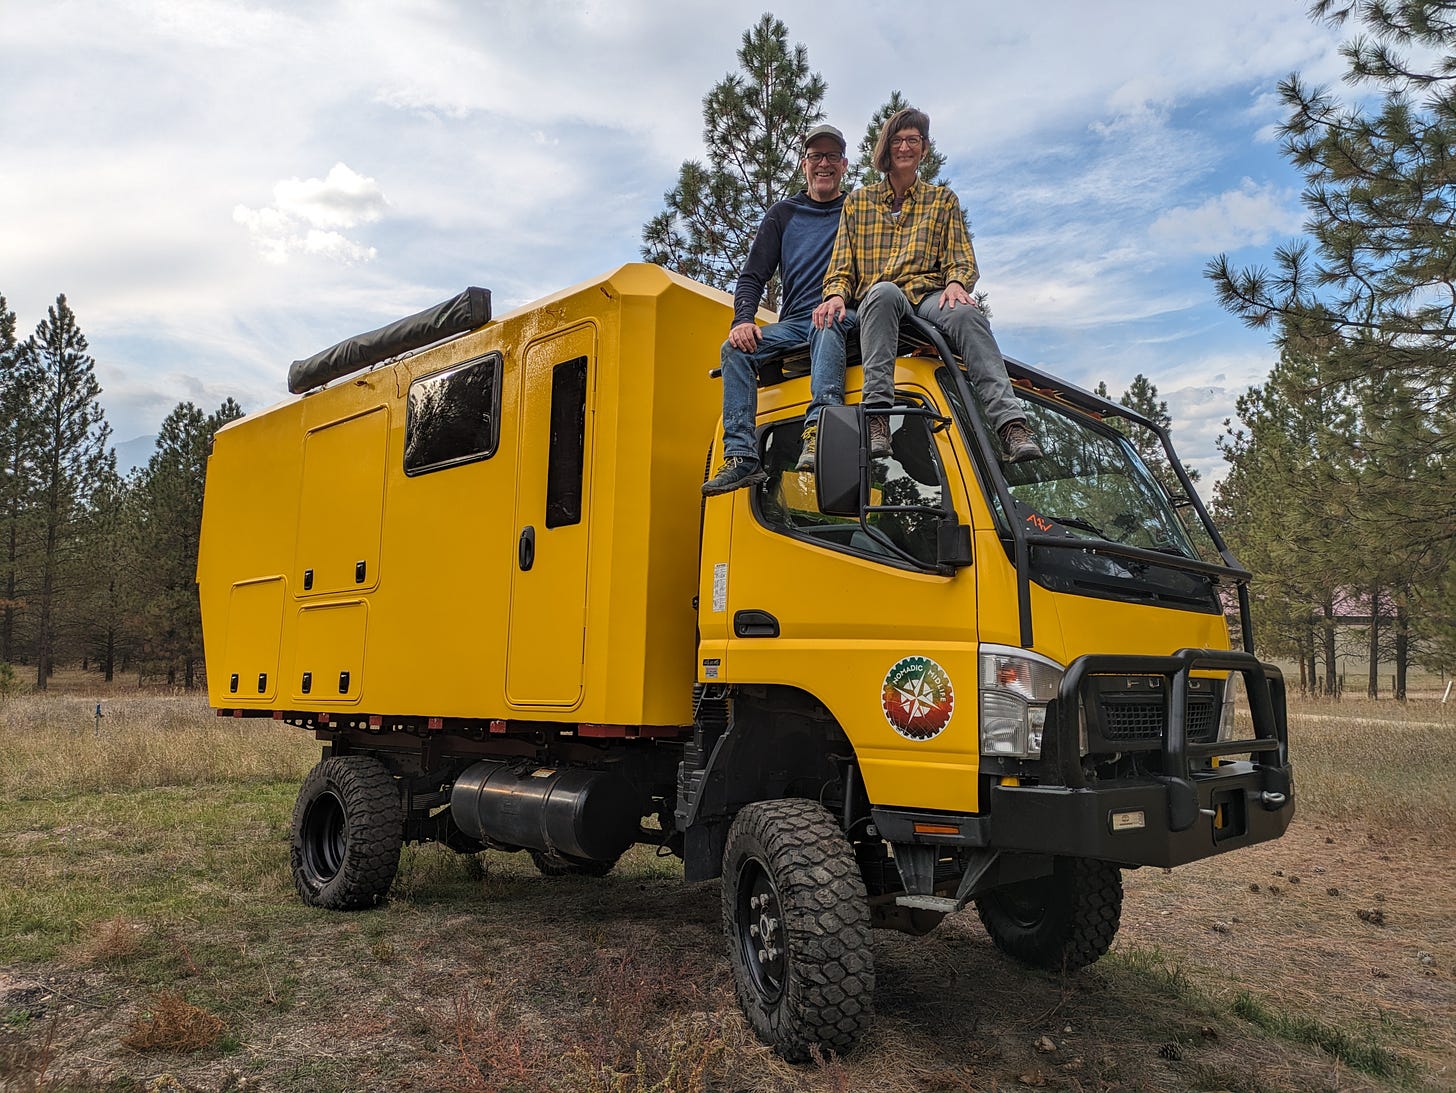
[754,409,948,568]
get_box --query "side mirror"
[814,404,862,517]
[937,522,973,568]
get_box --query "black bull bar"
[989,649,1294,868]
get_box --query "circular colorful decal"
[881,656,955,741]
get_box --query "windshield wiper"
[1046,515,1111,539]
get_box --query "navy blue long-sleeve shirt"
[732,189,846,328]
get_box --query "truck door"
[712,395,982,813]
[505,325,596,707]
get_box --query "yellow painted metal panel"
[506,325,596,707]
[295,409,388,598]
[220,577,286,701]
[291,600,368,704]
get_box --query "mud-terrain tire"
[976,856,1122,972]
[291,756,404,909]
[529,849,616,877]
[722,799,873,1061]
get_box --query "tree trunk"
[1394,604,1409,702]
[1321,597,1337,698]
[1310,622,1322,692]
[1367,585,1381,699]
[184,655,195,690]
[103,628,114,683]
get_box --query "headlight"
[979,647,1064,758]
[1218,673,1239,741]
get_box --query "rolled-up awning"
[287,287,492,394]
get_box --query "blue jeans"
[719,310,859,460]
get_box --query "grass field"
[1,682,1453,1091]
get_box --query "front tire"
[721,799,873,1061]
[291,756,403,909]
[976,856,1122,972]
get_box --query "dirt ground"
[2,810,1452,1093]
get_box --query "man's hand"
[938,282,977,310]
[727,322,763,351]
[813,295,847,329]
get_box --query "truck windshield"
[940,367,1222,612]
[1001,400,1196,557]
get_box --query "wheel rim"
[736,858,787,1004]
[300,788,347,886]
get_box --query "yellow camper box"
[199,263,725,729]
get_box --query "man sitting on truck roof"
[813,106,1043,464]
[702,124,860,494]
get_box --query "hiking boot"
[794,424,817,472]
[702,456,767,496]
[998,419,1044,463]
[866,413,892,457]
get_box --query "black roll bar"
[898,318,1258,655]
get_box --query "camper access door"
[505,325,596,707]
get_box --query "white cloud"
[0,0,1352,445]
[234,164,385,264]
[1149,179,1303,254]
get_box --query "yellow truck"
[198,263,1293,1060]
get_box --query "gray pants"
[859,281,1023,430]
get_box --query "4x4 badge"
[882,656,955,741]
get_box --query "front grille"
[1099,697,1217,744]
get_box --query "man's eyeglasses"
[805,151,843,164]
[890,135,924,148]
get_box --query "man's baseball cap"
[803,124,847,154]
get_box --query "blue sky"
[0,1,1351,488]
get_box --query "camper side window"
[403,353,502,475]
[753,412,948,569]
[545,356,588,528]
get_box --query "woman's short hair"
[873,107,931,175]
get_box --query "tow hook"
[1258,790,1287,810]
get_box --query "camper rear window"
[403,353,502,475]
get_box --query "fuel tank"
[449,760,641,862]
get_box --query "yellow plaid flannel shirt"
[822,178,979,307]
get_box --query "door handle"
[733,609,780,638]
[518,526,535,571]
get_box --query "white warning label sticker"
[712,563,728,612]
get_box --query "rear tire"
[976,856,1122,972]
[722,799,873,1061]
[291,756,403,909]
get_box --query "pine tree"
[847,91,950,190]
[0,295,42,666]
[77,463,136,682]
[1209,3,1456,688]
[640,14,827,302]
[135,398,243,688]
[29,294,112,689]
[1214,349,1362,693]
[1206,3,1454,518]
[1094,375,1201,489]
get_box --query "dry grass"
[62,916,146,966]
[1279,695,1456,835]
[120,990,224,1053]
[0,683,1452,1091]
[0,689,317,799]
